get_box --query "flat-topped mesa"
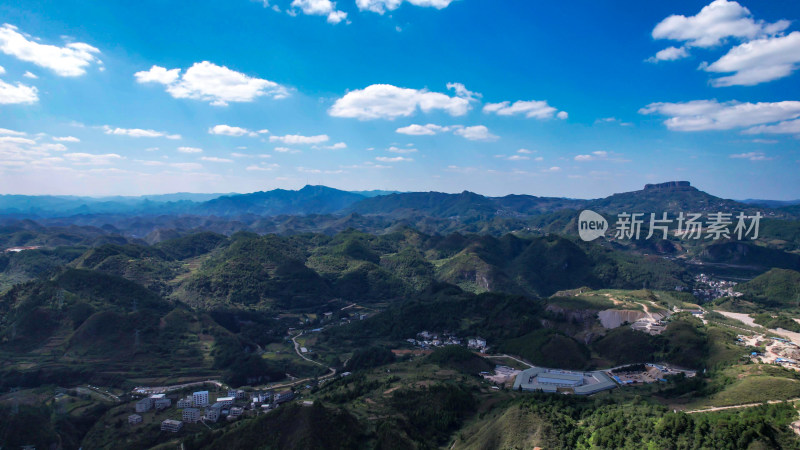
[643,181,693,191]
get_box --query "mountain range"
[0,181,791,220]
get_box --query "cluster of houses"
[128,387,297,432]
[406,331,488,352]
[692,274,742,302]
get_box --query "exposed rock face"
[644,181,692,190]
[597,310,648,329]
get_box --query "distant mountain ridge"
[0,182,788,220]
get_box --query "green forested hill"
[734,268,800,308]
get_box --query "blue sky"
[0,0,799,199]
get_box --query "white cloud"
[575,151,609,161]
[595,117,633,126]
[506,155,529,161]
[329,84,471,120]
[177,146,203,153]
[483,100,567,120]
[446,82,481,101]
[517,149,533,154]
[743,118,800,135]
[652,0,789,49]
[37,143,67,152]
[0,78,38,104]
[376,156,412,162]
[103,126,181,139]
[135,61,289,106]
[0,24,101,76]
[647,46,690,63]
[246,164,278,171]
[703,32,800,86]
[64,152,123,165]
[730,151,772,161]
[314,142,347,150]
[387,146,417,153]
[452,125,498,141]
[290,0,348,24]
[640,100,800,131]
[356,0,456,14]
[22,71,37,79]
[134,65,180,84]
[53,136,79,142]
[0,128,25,136]
[274,147,301,153]
[270,134,329,144]
[200,156,233,163]
[396,123,451,135]
[542,166,561,172]
[208,124,257,137]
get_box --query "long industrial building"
[513,366,616,395]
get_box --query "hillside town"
[130,387,297,433]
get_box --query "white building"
[216,396,234,407]
[228,389,247,399]
[177,396,193,409]
[161,419,183,433]
[135,397,154,413]
[205,403,223,422]
[193,390,209,407]
[229,406,244,417]
[128,414,142,424]
[182,408,201,423]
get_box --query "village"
[129,386,301,433]
[692,273,743,303]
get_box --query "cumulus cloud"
[387,146,417,153]
[208,124,258,137]
[376,156,412,162]
[743,118,800,135]
[575,151,609,161]
[314,142,347,150]
[396,123,451,135]
[0,24,102,76]
[22,71,37,79]
[702,32,800,86]
[0,128,25,136]
[103,126,181,139]
[639,100,800,131]
[329,84,471,120]
[53,136,80,142]
[483,100,567,120]
[649,1,795,86]
[200,156,233,163]
[177,146,203,153]
[452,125,498,141]
[652,0,789,49]
[647,46,689,63]
[270,134,329,144]
[730,151,773,161]
[290,0,348,24]
[0,78,38,104]
[135,61,289,106]
[356,0,456,14]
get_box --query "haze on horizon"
[0,0,799,200]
